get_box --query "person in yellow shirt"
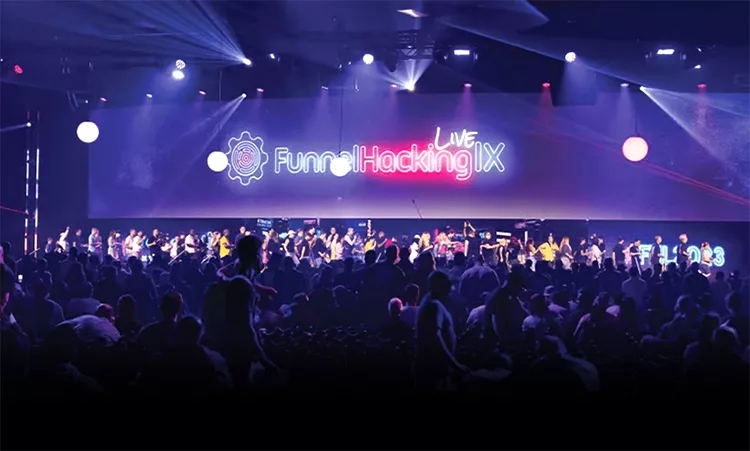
[219,229,232,259]
[537,235,559,262]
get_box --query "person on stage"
[58,227,71,254]
[235,226,247,248]
[71,228,85,252]
[612,238,626,267]
[699,242,713,277]
[184,229,198,256]
[677,234,690,265]
[219,229,232,259]
[574,237,589,265]
[124,229,137,258]
[588,239,602,265]
[524,238,537,265]
[418,231,432,255]
[559,236,573,269]
[88,227,103,258]
[480,231,499,266]
[629,239,642,274]
[107,231,118,260]
[132,231,144,260]
[463,222,480,260]
[649,235,664,270]
[536,235,559,263]
[146,229,161,258]
[343,228,356,258]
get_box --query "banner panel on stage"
[89,93,749,220]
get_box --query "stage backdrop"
[89,92,750,220]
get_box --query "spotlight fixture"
[241,93,247,98]
[453,49,471,56]
[269,53,276,60]
[256,88,264,93]
[99,97,107,102]
[463,83,472,88]
[693,65,701,69]
[321,86,328,90]
[14,64,23,74]
[542,82,550,88]
[198,90,206,95]
[362,53,374,65]
[656,48,675,55]
[390,84,398,89]
[697,83,707,89]
[620,82,629,87]
[26,122,32,127]
[171,69,185,80]
[146,93,153,98]
[397,8,426,18]
[564,52,576,63]
[175,59,186,70]
[241,57,252,66]
[405,83,415,92]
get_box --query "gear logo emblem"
[226,131,269,185]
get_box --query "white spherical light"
[76,121,99,144]
[622,136,649,162]
[330,156,352,177]
[207,151,229,172]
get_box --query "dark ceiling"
[0,0,747,101]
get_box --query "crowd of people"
[1,228,748,447]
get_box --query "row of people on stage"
[49,225,716,274]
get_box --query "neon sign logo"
[223,127,505,184]
[226,131,269,185]
[638,244,726,267]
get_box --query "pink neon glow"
[14,65,23,74]
[464,83,472,88]
[542,82,550,88]
[697,83,707,89]
[256,88,264,93]
[390,84,398,88]
[622,136,648,162]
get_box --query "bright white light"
[621,83,629,87]
[175,59,186,70]
[171,69,185,80]
[207,151,229,172]
[241,57,252,66]
[198,90,206,95]
[656,49,675,55]
[453,49,471,56]
[76,121,99,144]
[269,53,276,60]
[397,8,425,18]
[693,64,701,69]
[405,83,415,91]
[564,52,577,63]
[362,53,374,65]
[241,93,247,98]
[26,122,32,127]
[622,136,649,162]
[146,93,153,98]
[330,156,351,177]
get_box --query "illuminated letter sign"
[222,128,506,184]
[638,244,725,268]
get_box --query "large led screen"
[89,93,750,220]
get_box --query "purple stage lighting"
[564,52,576,63]
[542,82,550,88]
[172,70,185,80]
[146,93,153,98]
[175,59,186,70]
[256,88,264,93]
[100,97,107,102]
[362,54,374,65]
[621,83,629,87]
[198,90,206,95]
[321,86,328,90]
[464,83,472,88]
